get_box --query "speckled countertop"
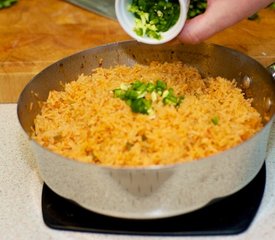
[1,103,275,240]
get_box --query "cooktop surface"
[42,163,266,236]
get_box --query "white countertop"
[1,103,275,240]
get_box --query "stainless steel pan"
[17,41,275,219]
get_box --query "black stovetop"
[42,163,266,236]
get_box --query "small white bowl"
[115,0,190,44]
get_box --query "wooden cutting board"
[0,0,275,103]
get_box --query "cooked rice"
[32,61,263,166]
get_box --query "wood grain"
[0,0,274,103]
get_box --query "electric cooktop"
[42,163,266,236]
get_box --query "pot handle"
[267,63,275,80]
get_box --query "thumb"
[177,0,273,44]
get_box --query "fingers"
[177,13,215,44]
[178,0,274,44]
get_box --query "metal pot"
[17,41,275,219]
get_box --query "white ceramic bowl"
[115,0,190,44]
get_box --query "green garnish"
[131,98,152,114]
[113,80,184,116]
[211,116,219,125]
[163,88,183,106]
[113,89,125,99]
[187,0,207,19]
[128,0,180,40]
[155,80,167,95]
[0,0,17,9]
[146,82,155,93]
[269,3,275,10]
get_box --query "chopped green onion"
[162,90,169,98]
[151,91,158,102]
[163,95,178,105]
[120,83,130,90]
[131,80,143,90]
[128,0,180,40]
[131,98,152,114]
[0,0,17,9]
[162,87,183,107]
[176,96,184,107]
[113,89,125,99]
[155,80,167,96]
[156,80,167,91]
[269,3,275,10]
[125,89,140,99]
[126,99,132,106]
[113,79,184,115]
[187,0,207,19]
[211,116,219,125]
[146,82,155,93]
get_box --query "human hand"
[178,0,274,44]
